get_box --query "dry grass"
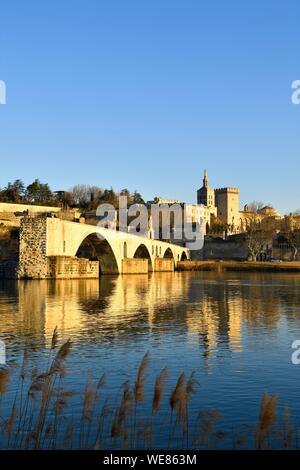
[0,330,296,450]
[0,367,10,394]
[152,367,168,414]
[255,392,277,449]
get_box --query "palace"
[197,169,283,234]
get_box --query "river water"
[0,271,300,448]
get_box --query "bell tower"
[197,169,215,208]
[203,169,208,188]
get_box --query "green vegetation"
[0,179,145,210]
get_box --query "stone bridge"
[18,217,190,278]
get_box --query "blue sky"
[0,0,299,213]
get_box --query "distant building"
[197,169,282,234]
[197,169,215,207]
[196,170,217,233]
[149,197,181,205]
[146,197,206,245]
[150,168,284,243]
[215,187,240,232]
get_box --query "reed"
[283,406,293,449]
[0,332,297,450]
[0,367,10,394]
[255,392,278,449]
[133,352,150,447]
[152,367,168,414]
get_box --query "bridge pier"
[122,258,148,274]
[153,258,174,272]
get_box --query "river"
[0,272,300,449]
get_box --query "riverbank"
[177,260,300,272]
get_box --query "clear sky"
[0,0,299,214]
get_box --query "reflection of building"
[1,271,299,371]
[186,284,243,359]
[227,297,242,353]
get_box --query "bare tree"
[246,201,271,213]
[69,185,103,207]
[246,217,268,261]
[283,215,300,261]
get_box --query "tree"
[53,191,74,208]
[69,185,103,209]
[1,179,25,202]
[283,215,300,261]
[246,217,268,261]
[245,201,273,213]
[25,179,53,204]
[208,217,230,235]
[38,183,52,203]
[120,189,130,197]
[100,187,118,207]
[132,190,144,204]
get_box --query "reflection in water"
[1,272,300,443]
[1,272,300,364]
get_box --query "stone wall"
[272,246,300,261]
[0,212,21,227]
[202,236,248,261]
[122,258,148,274]
[18,216,48,279]
[47,256,99,279]
[178,260,300,272]
[154,258,174,272]
[0,202,61,214]
[0,226,19,278]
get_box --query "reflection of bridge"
[18,217,190,278]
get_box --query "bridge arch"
[180,251,188,261]
[76,232,119,274]
[133,243,153,271]
[163,247,175,260]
